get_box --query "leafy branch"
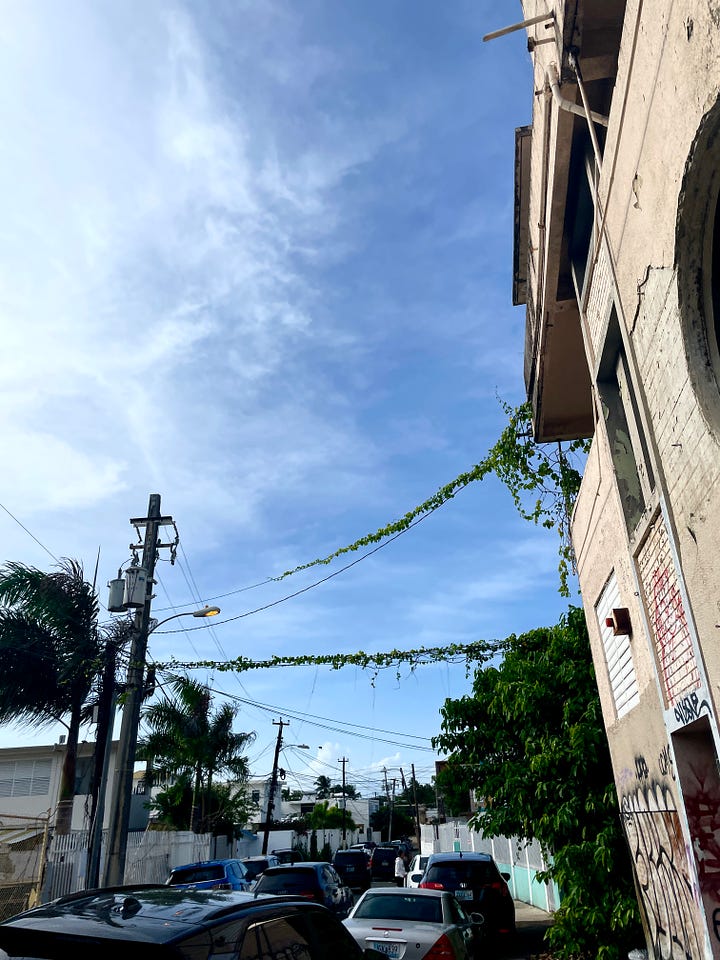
[277,401,589,596]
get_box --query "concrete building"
[0,741,148,833]
[512,2,720,956]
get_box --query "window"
[598,309,655,533]
[0,759,51,797]
[595,572,639,718]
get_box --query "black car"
[369,845,396,880]
[332,849,372,891]
[419,851,516,938]
[240,854,280,882]
[0,885,386,960]
[253,862,354,918]
[272,847,307,864]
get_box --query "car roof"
[360,887,446,899]
[242,855,277,861]
[170,858,236,870]
[427,852,492,862]
[0,886,318,945]
[262,861,327,871]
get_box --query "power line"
[201,684,434,752]
[0,501,59,563]
[154,513,433,625]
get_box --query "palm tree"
[314,774,332,799]
[0,560,104,834]
[138,675,254,832]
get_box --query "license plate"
[370,942,401,958]
[345,865,355,872]
[455,889,472,900]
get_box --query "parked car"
[166,857,252,891]
[240,853,280,882]
[272,846,307,864]
[0,885,388,960]
[370,845,397,880]
[254,862,355,918]
[344,886,484,960]
[333,849,372,891]
[419,852,515,938]
[405,854,429,888]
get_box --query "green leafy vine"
[277,401,589,596]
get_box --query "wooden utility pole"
[104,494,167,886]
[262,719,286,854]
[388,778,396,843]
[411,763,422,847]
[338,757,348,849]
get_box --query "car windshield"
[170,865,224,884]
[354,894,442,924]
[425,862,497,886]
[243,861,270,880]
[257,870,317,893]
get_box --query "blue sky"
[0,1,573,799]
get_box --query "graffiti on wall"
[637,516,700,707]
[683,765,720,904]
[674,691,713,727]
[621,755,703,959]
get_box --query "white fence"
[45,830,243,901]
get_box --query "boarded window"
[596,572,639,718]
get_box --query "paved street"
[495,901,553,960]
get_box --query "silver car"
[343,887,483,960]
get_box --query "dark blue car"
[167,857,251,891]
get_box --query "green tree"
[281,788,303,802]
[314,775,332,799]
[150,775,252,837]
[370,804,414,841]
[307,801,357,833]
[0,560,108,834]
[434,607,642,960]
[138,675,254,833]
[332,782,360,799]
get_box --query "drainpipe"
[546,62,608,129]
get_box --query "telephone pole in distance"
[262,719,287,855]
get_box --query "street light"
[101,605,221,887]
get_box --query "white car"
[405,854,429,888]
[343,887,483,960]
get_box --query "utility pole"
[86,638,118,888]
[338,757,348,849]
[104,494,169,886]
[411,763,422,848]
[383,767,390,843]
[262,719,287,855]
[388,778,396,843]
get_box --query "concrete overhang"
[519,0,625,442]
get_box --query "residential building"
[0,741,148,833]
[512,2,720,956]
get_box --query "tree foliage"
[434,607,641,960]
[150,774,253,838]
[0,559,112,834]
[307,801,357,833]
[370,804,415,841]
[138,675,255,833]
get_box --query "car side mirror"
[471,913,484,925]
[500,872,511,881]
[410,874,422,882]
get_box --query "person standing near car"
[394,852,407,887]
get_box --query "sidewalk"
[495,901,554,960]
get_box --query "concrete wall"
[521,1,720,957]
